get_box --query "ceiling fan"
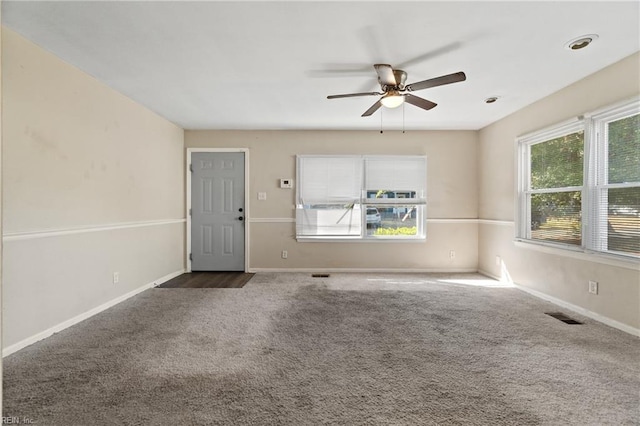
[327,64,466,117]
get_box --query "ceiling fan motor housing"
[379,70,407,91]
[393,70,407,89]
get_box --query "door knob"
[239,208,243,212]
[237,216,244,221]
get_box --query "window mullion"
[583,116,596,251]
[518,143,532,239]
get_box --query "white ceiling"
[3,1,639,131]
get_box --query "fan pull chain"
[380,109,383,134]
[402,102,405,133]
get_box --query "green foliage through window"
[530,131,583,189]
[373,226,418,236]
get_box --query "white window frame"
[296,155,427,242]
[517,118,585,247]
[516,97,640,261]
[586,99,640,255]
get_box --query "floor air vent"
[312,274,330,278]
[546,312,582,325]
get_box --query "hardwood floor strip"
[185,273,213,288]
[157,272,254,289]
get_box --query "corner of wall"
[475,52,640,332]
[2,28,186,351]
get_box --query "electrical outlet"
[495,255,501,266]
[113,272,120,284]
[449,250,456,259]
[588,280,598,295]
[258,192,267,201]
[282,250,288,259]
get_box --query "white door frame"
[186,148,250,272]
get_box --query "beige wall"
[478,52,640,331]
[2,22,637,355]
[186,130,479,271]
[2,28,185,349]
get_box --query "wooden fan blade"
[404,94,437,111]
[395,42,462,70]
[362,100,383,117]
[307,63,374,78]
[374,64,397,86]
[327,92,382,99]
[405,71,466,92]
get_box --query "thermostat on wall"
[280,178,293,189]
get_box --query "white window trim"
[296,154,427,242]
[516,97,640,262]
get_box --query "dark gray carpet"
[3,273,639,425]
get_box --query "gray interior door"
[191,152,245,271]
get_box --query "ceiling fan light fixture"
[327,66,465,116]
[565,34,599,51]
[380,92,405,109]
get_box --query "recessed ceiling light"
[565,34,599,51]
[484,96,499,104]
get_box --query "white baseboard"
[2,269,185,357]
[514,284,640,337]
[479,269,640,337]
[248,267,478,273]
[150,269,185,288]
[478,269,502,281]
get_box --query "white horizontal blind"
[591,106,639,257]
[296,156,363,237]
[364,156,426,199]
[297,156,362,205]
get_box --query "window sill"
[296,237,426,243]
[513,239,640,271]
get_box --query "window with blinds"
[296,156,363,237]
[517,98,639,260]
[296,155,427,240]
[527,128,584,246]
[590,104,640,256]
